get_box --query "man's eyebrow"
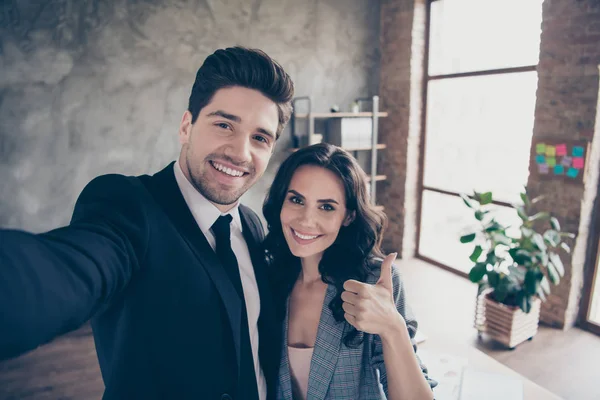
[287,190,340,205]
[257,127,276,141]
[206,110,241,123]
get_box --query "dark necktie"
[211,215,259,400]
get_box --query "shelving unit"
[290,95,387,207]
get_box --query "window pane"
[423,71,537,204]
[419,190,522,273]
[429,0,543,75]
[589,240,600,324]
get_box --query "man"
[0,46,294,400]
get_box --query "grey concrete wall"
[0,0,381,232]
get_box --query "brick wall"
[527,0,600,328]
[378,0,427,257]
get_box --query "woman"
[263,143,436,399]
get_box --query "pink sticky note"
[573,157,584,169]
[555,144,567,156]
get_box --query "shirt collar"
[173,160,243,235]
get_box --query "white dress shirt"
[173,161,266,400]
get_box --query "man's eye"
[254,135,269,145]
[216,123,231,130]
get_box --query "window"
[417,0,544,274]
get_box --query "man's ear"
[179,111,193,145]
[343,211,356,227]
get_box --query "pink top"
[287,346,314,400]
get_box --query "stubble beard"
[186,156,255,206]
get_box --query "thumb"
[376,252,397,292]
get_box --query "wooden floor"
[1,258,599,399]
[399,258,600,400]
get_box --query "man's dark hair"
[188,46,294,138]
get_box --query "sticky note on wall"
[562,156,572,167]
[567,167,579,178]
[545,145,556,157]
[547,157,556,167]
[573,157,584,169]
[573,146,584,157]
[554,165,564,175]
[538,164,549,174]
[555,144,567,156]
[536,155,546,164]
[536,143,546,154]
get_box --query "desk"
[418,339,563,400]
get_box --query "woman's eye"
[321,204,335,211]
[289,196,303,205]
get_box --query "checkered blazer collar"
[279,283,349,400]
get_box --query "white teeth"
[293,230,318,240]
[212,162,244,177]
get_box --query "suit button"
[221,394,232,400]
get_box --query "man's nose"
[226,134,252,164]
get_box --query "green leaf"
[469,245,483,262]
[520,192,530,207]
[460,233,476,243]
[537,286,547,302]
[475,210,485,221]
[485,220,503,232]
[460,193,475,209]
[469,263,487,283]
[492,232,512,246]
[548,253,565,277]
[479,192,493,205]
[543,230,560,247]
[528,212,551,223]
[531,195,546,205]
[520,293,532,313]
[524,269,539,295]
[540,276,551,295]
[516,206,528,222]
[550,217,561,231]
[488,270,500,288]
[560,232,576,239]
[532,233,547,251]
[521,226,534,238]
[560,242,571,253]
[547,262,560,285]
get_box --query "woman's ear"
[343,211,356,227]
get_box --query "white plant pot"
[474,289,541,349]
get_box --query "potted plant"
[460,190,574,349]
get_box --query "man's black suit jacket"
[0,162,279,400]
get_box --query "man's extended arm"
[0,174,149,360]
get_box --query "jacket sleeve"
[0,174,150,360]
[370,264,437,394]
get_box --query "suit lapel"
[307,284,346,400]
[279,284,346,400]
[142,163,242,377]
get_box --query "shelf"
[289,144,387,152]
[343,144,387,151]
[366,175,387,182]
[294,112,389,119]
